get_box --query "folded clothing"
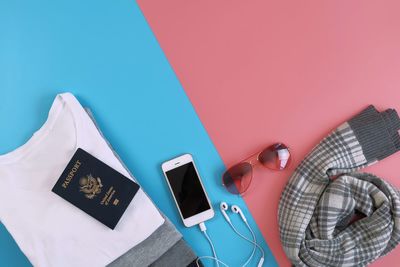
[85,107,198,267]
[108,217,197,267]
[0,93,169,266]
[278,105,400,267]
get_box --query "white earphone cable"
[227,217,265,266]
[244,220,265,261]
[197,222,229,267]
[203,230,219,267]
[196,256,229,267]
[229,219,256,267]
[196,204,266,267]
[242,233,256,266]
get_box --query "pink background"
[138,1,400,266]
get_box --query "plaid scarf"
[278,106,400,267]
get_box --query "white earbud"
[201,202,264,267]
[219,202,265,267]
[231,205,247,222]
[220,202,231,223]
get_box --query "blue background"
[0,0,277,266]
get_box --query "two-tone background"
[1,1,400,266]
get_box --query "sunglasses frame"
[222,143,291,195]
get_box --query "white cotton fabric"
[0,93,164,267]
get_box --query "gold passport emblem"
[79,174,103,199]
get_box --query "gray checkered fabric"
[278,105,400,267]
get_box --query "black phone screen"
[166,162,211,219]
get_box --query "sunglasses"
[222,143,291,195]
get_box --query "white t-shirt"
[0,93,165,267]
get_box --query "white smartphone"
[161,154,214,227]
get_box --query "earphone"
[231,204,247,222]
[220,202,265,267]
[220,202,231,222]
[197,202,265,267]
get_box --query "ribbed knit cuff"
[348,105,400,162]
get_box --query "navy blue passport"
[52,148,139,229]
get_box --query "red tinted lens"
[259,143,291,170]
[222,162,252,194]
